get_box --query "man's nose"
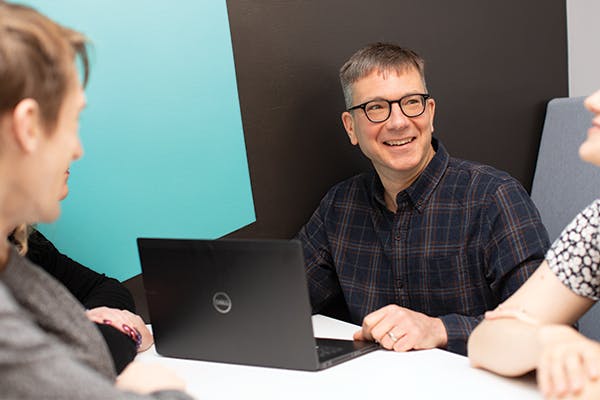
[386,102,409,128]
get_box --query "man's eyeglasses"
[347,93,431,123]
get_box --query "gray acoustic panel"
[531,97,600,340]
[531,97,595,241]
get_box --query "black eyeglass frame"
[347,93,431,123]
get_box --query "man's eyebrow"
[360,91,423,103]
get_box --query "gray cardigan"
[0,246,193,399]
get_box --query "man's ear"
[341,111,359,145]
[12,98,42,153]
[428,97,436,133]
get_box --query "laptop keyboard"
[316,344,345,359]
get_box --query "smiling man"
[296,43,550,355]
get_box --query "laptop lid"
[138,238,376,370]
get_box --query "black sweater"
[26,229,137,374]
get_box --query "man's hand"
[353,304,447,351]
[86,307,154,352]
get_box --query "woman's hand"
[86,307,154,352]
[536,325,600,398]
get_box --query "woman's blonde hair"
[10,223,32,256]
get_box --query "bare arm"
[468,261,594,376]
[468,314,541,376]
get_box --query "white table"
[138,315,540,399]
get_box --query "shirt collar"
[370,137,449,213]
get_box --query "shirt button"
[396,280,404,288]
[394,234,401,241]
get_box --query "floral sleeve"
[546,199,600,300]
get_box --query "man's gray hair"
[339,43,427,108]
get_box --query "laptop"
[137,237,379,371]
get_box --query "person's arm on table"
[303,179,549,354]
[356,180,549,354]
[450,179,549,354]
[468,262,597,397]
[0,284,191,400]
[26,229,151,372]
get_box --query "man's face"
[341,67,436,181]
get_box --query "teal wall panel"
[22,1,255,281]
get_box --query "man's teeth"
[386,137,414,146]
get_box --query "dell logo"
[212,292,232,314]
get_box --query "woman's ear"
[12,98,42,153]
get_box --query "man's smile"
[384,136,415,146]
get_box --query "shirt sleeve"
[0,284,193,400]
[441,180,549,355]
[546,199,600,300]
[296,189,345,314]
[484,180,550,299]
[439,314,484,355]
[26,229,135,311]
[481,179,549,294]
[95,322,138,374]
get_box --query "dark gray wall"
[225,0,568,239]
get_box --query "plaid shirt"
[297,138,550,355]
